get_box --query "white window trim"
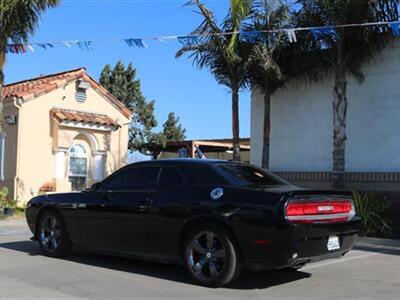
[0,133,6,182]
[60,120,117,132]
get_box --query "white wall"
[251,41,400,173]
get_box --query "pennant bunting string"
[4,20,400,55]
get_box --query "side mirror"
[91,182,102,192]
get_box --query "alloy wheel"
[39,215,61,252]
[186,231,227,282]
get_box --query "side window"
[179,165,226,185]
[102,167,159,190]
[158,167,185,188]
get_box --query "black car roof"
[126,159,240,167]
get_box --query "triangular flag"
[124,38,147,48]
[240,31,265,43]
[62,41,72,48]
[177,35,199,47]
[286,29,297,43]
[389,22,400,36]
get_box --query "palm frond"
[0,0,61,46]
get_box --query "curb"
[356,237,400,248]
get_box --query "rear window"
[179,164,227,185]
[216,163,288,186]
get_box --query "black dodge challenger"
[26,159,360,287]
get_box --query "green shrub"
[353,191,391,237]
[0,187,9,208]
[0,187,18,209]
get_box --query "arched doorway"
[68,144,88,191]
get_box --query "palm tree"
[176,0,251,161]
[246,0,294,169]
[296,0,399,189]
[0,0,61,131]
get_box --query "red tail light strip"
[285,198,356,224]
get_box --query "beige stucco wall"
[7,80,130,204]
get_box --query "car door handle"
[139,198,154,205]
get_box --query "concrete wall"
[251,41,400,174]
[5,79,130,203]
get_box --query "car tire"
[183,224,241,287]
[37,210,72,258]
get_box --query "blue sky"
[4,0,251,140]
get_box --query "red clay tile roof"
[51,108,120,128]
[2,67,132,119]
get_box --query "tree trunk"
[232,88,241,162]
[261,91,271,169]
[0,54,4,133]
[332,70,348,190]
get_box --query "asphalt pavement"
[1,219,399,299]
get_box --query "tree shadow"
[0,240,311,289]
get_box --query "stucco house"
[250,41,400,192]
[0,68,131,204]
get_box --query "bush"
[0,187,18,209]
[353,191,391,237]
[0,187,9,208]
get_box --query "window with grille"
[69,144,88,191]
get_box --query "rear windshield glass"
[216,163,288,186]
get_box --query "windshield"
[216,163,289,186]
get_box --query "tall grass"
[353,192,391,237]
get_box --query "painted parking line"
[303,252,378,270]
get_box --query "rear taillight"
[285,198,355,224]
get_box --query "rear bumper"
[245,218,361,271]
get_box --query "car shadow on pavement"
[0,240,311,289]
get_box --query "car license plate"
[327,236,340,251]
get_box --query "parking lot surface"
[1,220,399,299]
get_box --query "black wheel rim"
[39,216,61,252]
[186,231,227,282]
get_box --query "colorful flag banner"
[240,31,265,43]
[5,44,27,54]
[124,38,147,48]
[77,41,93,51]
[177,35,199,47]
[389,22,400,36]
[310,27,338,41]
[286,29,297,43]
[4,20,400,55]
[36,43,48,49]
[62,41,72,48]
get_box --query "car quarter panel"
[26,194,82,243]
